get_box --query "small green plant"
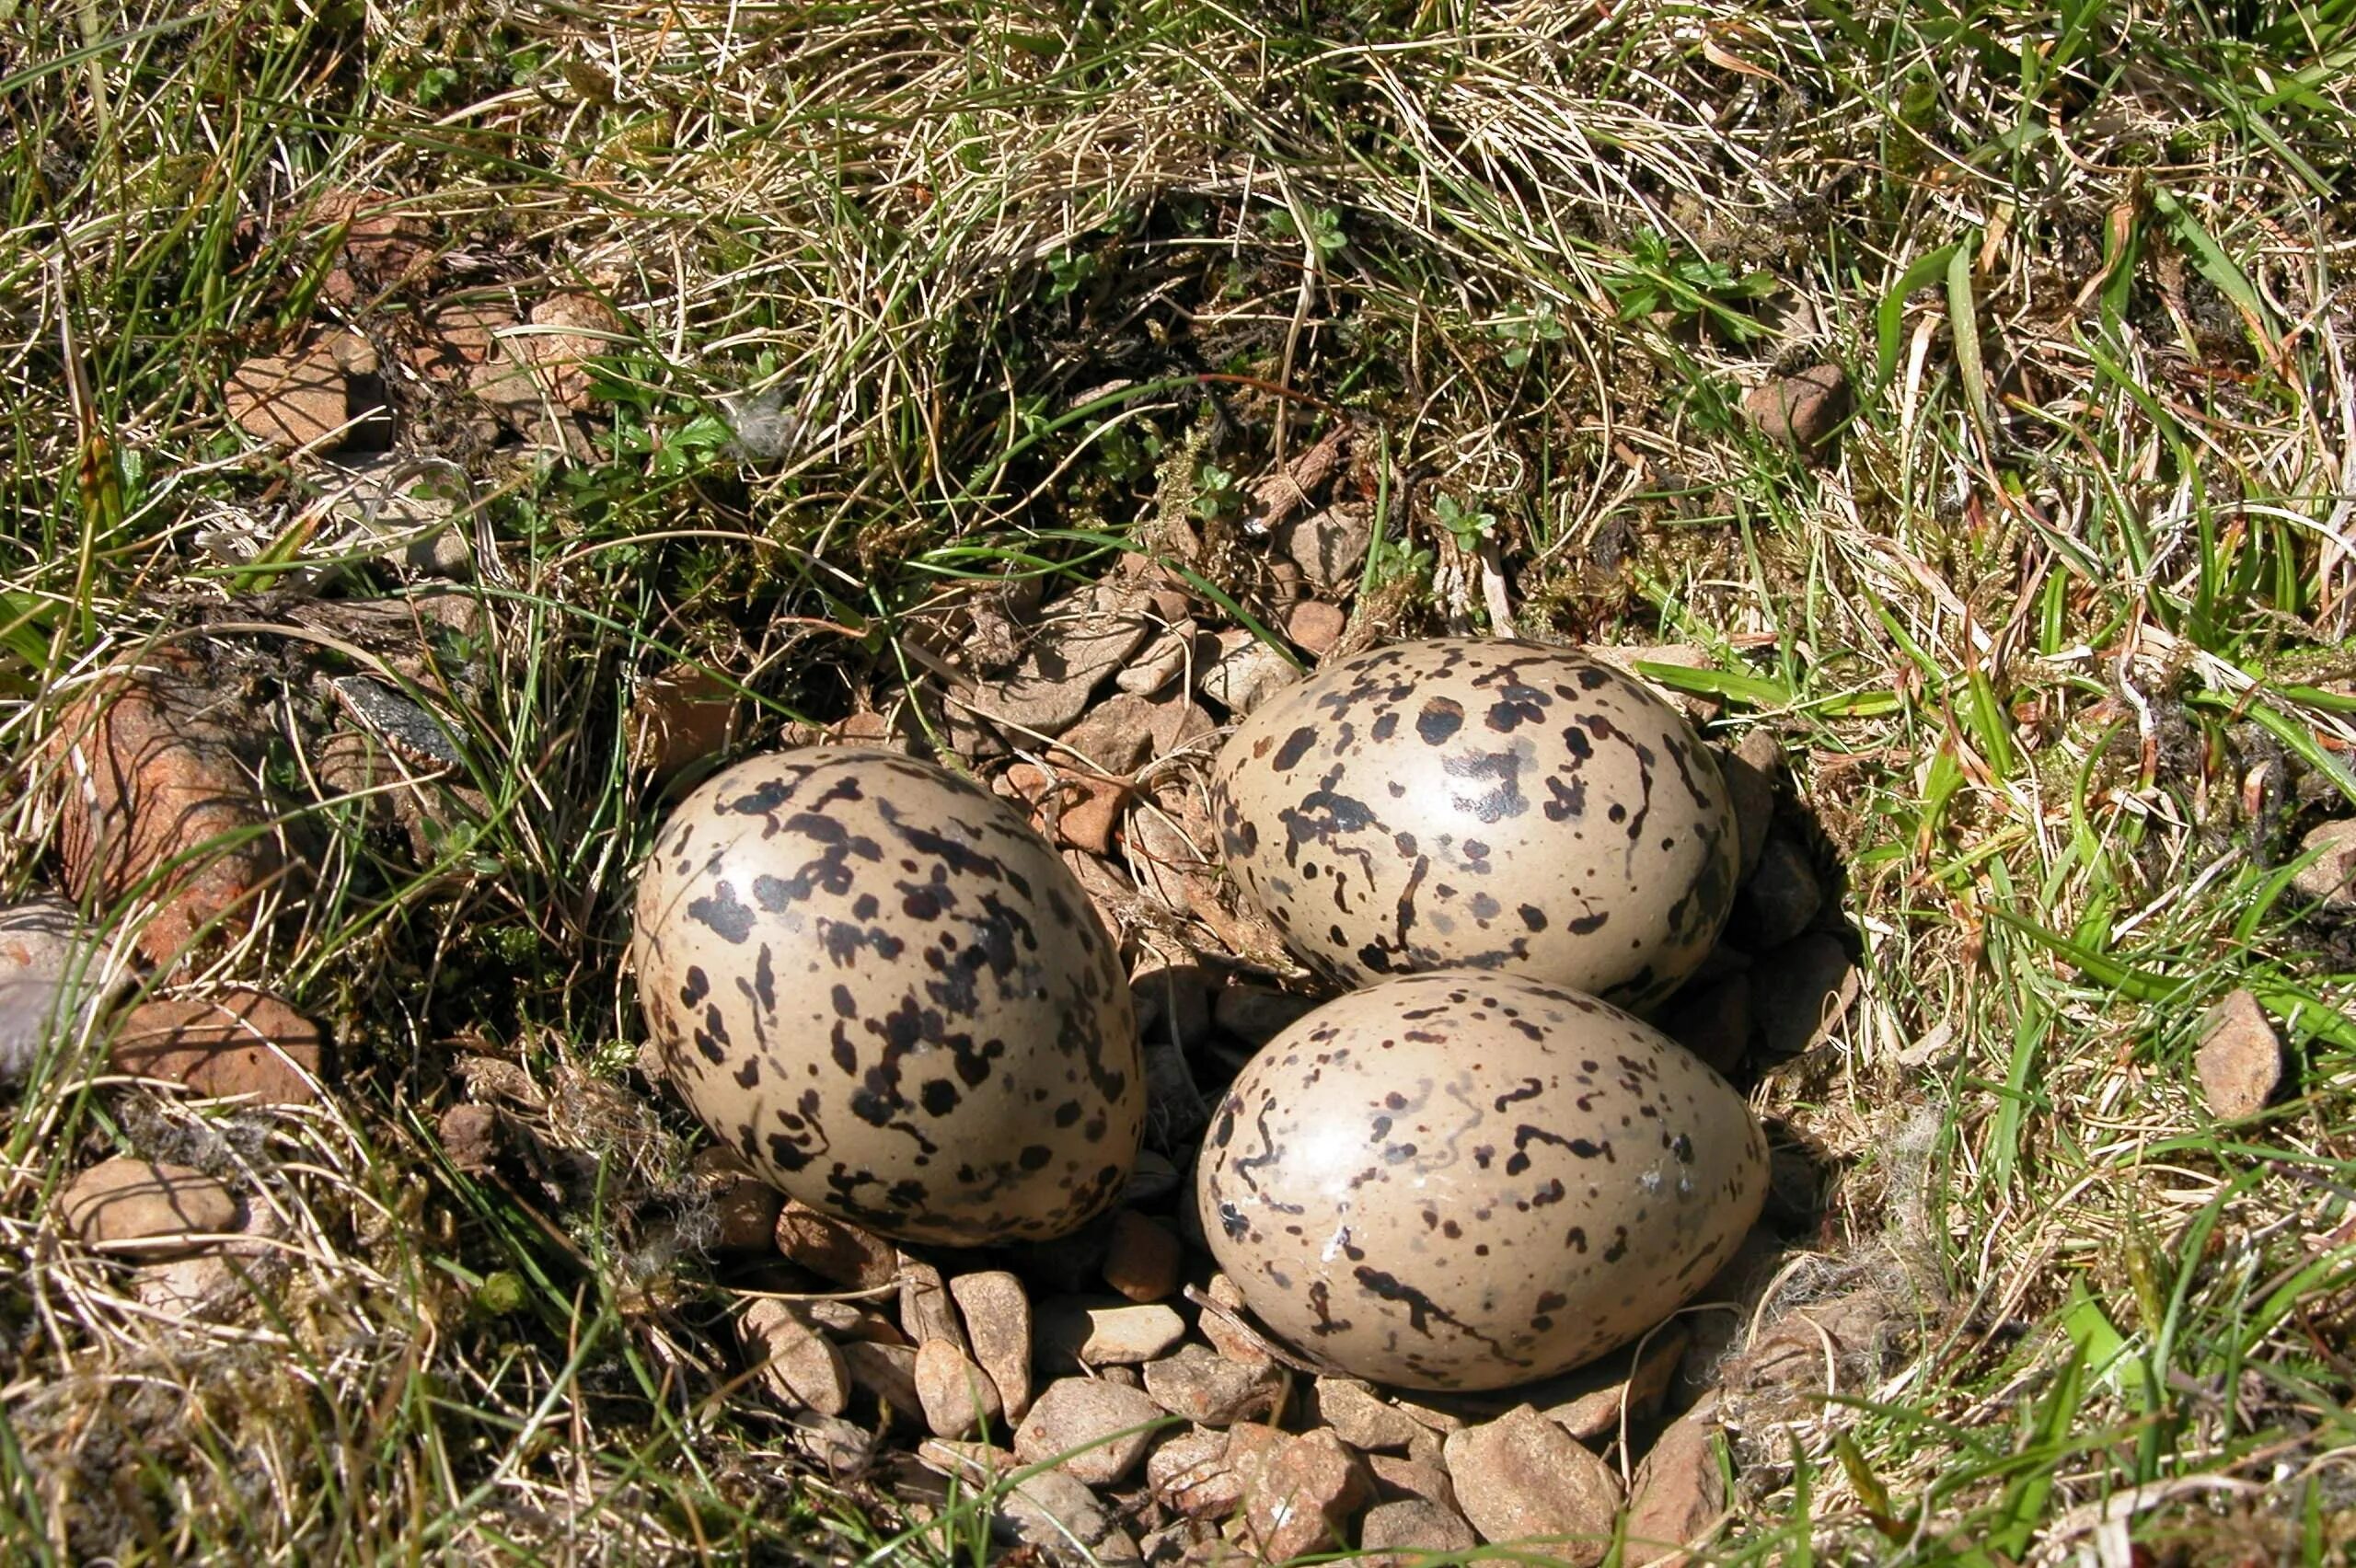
[1434,491,1497,551]
[1600,229,1777,341]
[1265,202,1347,259]
[1045,245,1101,302]
[1190,462,1243,522]
[1490,306,1565,368]
[1364,529,1433,590]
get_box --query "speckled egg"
[1212,638,1738,1013]
[631,747,1143,1246]
[1195,970,1765,1390]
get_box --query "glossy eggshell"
[1195,970,1766,1390]
[631,747,1143,1246]
[1211,638,1738,1013]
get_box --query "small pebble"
[2195,988,2282,1121]
[60,1158,237,1256]
[1242,1429,1369,1561]
[1103,1210,1184,1303]
[899,1259,968,1351]
[915,1339,1005,1439]
[775,1200,898,1287]
[1311,1378,1421,1453]
[1444,1404,1622,1562]
[1142,1345,1283,1427]
[1013,1376,1168,1486]
[1035,1298,1187,1368]
[951,1269,1036,1419]
[740,1299,851,1417]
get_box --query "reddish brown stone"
[628,663,737,782]
[52,661,286,966]
[1242,1429,1370,1561]
[110,988,325,1104]
[774,1200,898,1287]
[1103,1209,1184,1303]
[1283,600,1347,657]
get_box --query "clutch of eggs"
[630,747,1144,1247]
[1195,969,1766,1389]
[1212,638,1738,1013]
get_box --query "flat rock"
[1751,932,1859,1057]
[774,1200,897,1287]
[1196,632,1299,718]
[1115,625,1196,697]
[740,1299,851,1416]
[1104,1210,1184,1303]
[1733,836,1822,948]
[951,1270,1035,1419]
[687,1147,783,1252]
[415,297,515,376]
[1013,1376,1168,1486]
[1129,809,1207,917]
[1055,694,1161,776]
[60,1158,237,1256]
[916,1339,1005,1439]
[628,663,737,782]
[1148,1426,1241,1517]
[900,1260,968,1352]
[2195,988,2282,1121]
[312,190,434,306]
[840,1339,926,1423]
[923,1440,1143,1564]
[1177,1422,1286,1521]
[1658,973,1752,1078]
[1123,1149,1184,1208]
[0,898,123,1084]
[525,292,624,408]
[110,988,326,1104]
[1623,1412,1726,1566]
[1311,1378,1422,1453]
[225,338,362,451]
[2292,818,2356,905]
[784,1409,876,1474]
[803,1298,908,1345]
[1242,1429,1370,1561]
[1358,1497,1477,1564]
[956,592,1155,739]
[1744,363,1850,452]
[1036,1297,1186,1368]
[475,293,623,423]
[1141,1041,1208,1156]
[1195,1274,1273,1368]
[1133,954,1211,1046]
[1367,1449,1457,1510]
[1275,502,1373,594]
[1143,1345,1282,1427]
[1443,1404,1622,1562]
[1145,697,1218,759]
[1543,1324,1691,1440]
[1211,986,1320,1047]
[1584,643,1718,721]
[1718,733,1780,883]
[51,659,285,965]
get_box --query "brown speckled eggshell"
[1211,638,1737,1014]
[1195,970,1766,1390]
[631,747,1142,1246]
